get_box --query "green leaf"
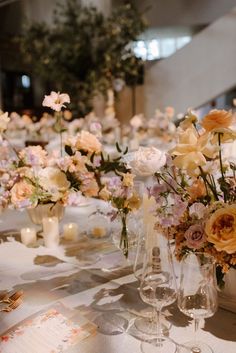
[65,145,74,156]
[116,142,122,153]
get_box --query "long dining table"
[0,201,236,353]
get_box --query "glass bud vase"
[27,202,65,225]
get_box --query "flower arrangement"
[0,92,139,256]
[122,107,178,151]
[149,109,236,286]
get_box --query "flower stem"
[120,212,128,257]
[59,113,63,157]
[218,133,227,202]
[199,166,219,201]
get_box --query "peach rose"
[11,180,35,207]
[205,205,236,254]
[75,131,102,154]
[201,109,233,132]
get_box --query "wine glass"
[139,234,177,353]
[177,252,218,353]
[133,233,171,336]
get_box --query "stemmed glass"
[139,234,177,353]
[177,252,218,353]
[133,233,171,336]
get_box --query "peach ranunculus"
[171,126,217,172]
[11,179,36,208]
[75,131,102,154]
[205,204,236,254]
[201,109,233,132]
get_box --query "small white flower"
[42,91,70,112]
[189,203,206,219]
[0,112,10,133]
[130,114,144,129]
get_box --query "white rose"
[37,167,70,201]
[127,147,166,177]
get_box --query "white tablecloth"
[0,205,236,353]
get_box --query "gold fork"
[0,297,23,312]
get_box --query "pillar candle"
[63,223,79,241]
[20,227,37,246]
[42,216,59,248]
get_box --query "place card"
[0,303,97,353]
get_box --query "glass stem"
[156,307,162,348]
[192,317,202,353]
[194,317,200,342]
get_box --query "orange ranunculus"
[205,204,236,254]
[201,109,233,132]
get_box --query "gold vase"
[27,203,65,225]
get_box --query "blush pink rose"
[184,224,206,249]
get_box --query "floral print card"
[0,303,97,353]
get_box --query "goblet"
[177,252,218,353]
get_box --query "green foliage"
[20,0,146,115]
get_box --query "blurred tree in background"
[20,0,146,116]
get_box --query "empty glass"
[139,234,177,353]
[133,233,171,336]
[177,252,218,353]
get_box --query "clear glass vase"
[27,202,65,225]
